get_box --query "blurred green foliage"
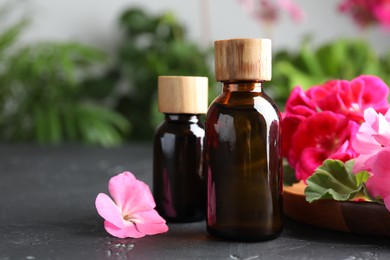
[271,37,390,109]
[0,6,214,145]
[0,4,129,146]
[109,7,215,140]
[0,41,130,146]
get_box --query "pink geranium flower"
[307,75,389,123]
[352,107,390,172]
[283,75,389,155]
[95,171,168,238]
[339,0,390,29]
[352,108,390,211]
[282,75,389,181]
[287,111,358,181]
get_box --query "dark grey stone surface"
[0,144,389,260]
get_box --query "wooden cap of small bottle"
[214,38,272,81]
[158,76,208,114]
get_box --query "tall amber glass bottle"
[153,76,208,223]
[205,38,283,241]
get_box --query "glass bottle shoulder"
[155,114,205,138]
[207,90,281,122]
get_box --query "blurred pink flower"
[95,171,168,238]
[278,0,305,22]
[237,0,304,25]
[339,0,390,29]
[352,108,390,211]
[373,0,390,28]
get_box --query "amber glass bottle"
[205,38,283,241]
[153,76,208,222]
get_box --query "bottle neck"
[222,81,263,93]
[164,114,200,123]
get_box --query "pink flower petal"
[364,107,381,127]
[295,148,328,181]
[132,210,169,235]
[371,148,390,178]
[108,172,156,214]
[126,179,156,213]
[95,193,124,229]
[108,171,136,209]
[136,222,169,236]
[353,125,381,154]
[104,220,145,239]
[133,210,167,224]
[372,112,390,146]
[366,176,390,200]
[352,75,389,110]
[352,107,385,154]
[353,153,373,173]
[285,86,316,113]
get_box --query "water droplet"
[245,256,260,260]
[106,249,112,257]
[230,254,241,260]
[126,244,134,251]
[344,257,356,260]
[26,257,35,260]
[110,247,122,254]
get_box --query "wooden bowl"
[283,182,390,237]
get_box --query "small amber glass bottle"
[153,76,208,223]
[205,38,283,241]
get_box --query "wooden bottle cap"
[158,76,208,114]
[214,38,272,81]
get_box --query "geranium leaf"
[304,159,367,203]
[355,171,370,186]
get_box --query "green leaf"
[299,42,323,78]
[355,171,369,187]
[304,159,369,203]
[0,19,28,59]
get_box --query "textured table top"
[0,144,389,260]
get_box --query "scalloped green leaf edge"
[304,159,369,203]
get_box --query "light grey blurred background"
[15,0,390,53]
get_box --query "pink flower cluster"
[353,108,390,211]
[237,0,304,25]
[339,0,390,29]
[282,75,390,181]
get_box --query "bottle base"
[207,226,282,242]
